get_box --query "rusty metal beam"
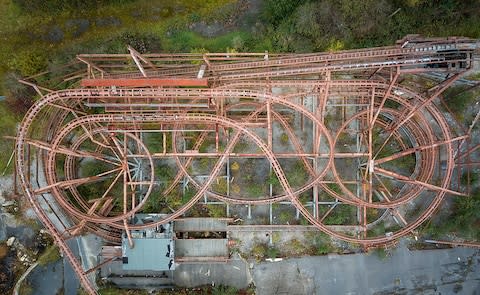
[81,78,209,87]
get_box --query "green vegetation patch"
[0,102,20,175]
[420,188,480,240]
[443,86,478,121]
[37,245,61,266]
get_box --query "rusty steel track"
[15,36,479,294]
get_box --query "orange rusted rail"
[80,78,208,87]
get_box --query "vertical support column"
[267,100,273,149]
[300,96,304,132]
[215,124,219,152]
[13,149,17,195]
[368,88,375,204]
[226,121,231,217]
[163,132,167,154]
[269,163,273,224]
[316,71,330,152]
[203,54,215,75]
[226,157,231,197]
[131,192,136,210]
[124,221,134,249]
[123,133,128,217]
[182,139,187,199]
[313,158,318,219]
[27,145,31,184]
[466,138,471,196]
[269,203,273,224]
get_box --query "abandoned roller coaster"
[14,35,480,294]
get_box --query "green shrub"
[286,161,308,188]
[212,285,238,295]
[251,243,267,260]
[461,171,479,186]
[374,247,388,260]
[262,0,305,25]
[278,210,294,224]
[8,49,48,77]
[266,246,279,259]
[117,32,161,53]
[325,205,356,225]
[206,204,225,218]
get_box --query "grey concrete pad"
[252,246,480,295]
[175,239,228,257]
[174,218,228,232]
[174,257,250,289]
[27,260,63,295]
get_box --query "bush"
[443,87,477,120]
[251,243,267,260]
[8,49,48,77]
[374,247,389,260]
[286,161,308,188]
[206,204,225,218]
[449,189,480,239]
[212,285,238,295]
[266,246,279,259]
[461,171,479,186]
[2,72,36,115]
[117,32,161,53]
[287,238,308,255]
[311,233,333,255]
[262,0,305,25]
[278,210,295,224]
[325,205,356,225]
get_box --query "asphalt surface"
[64,238,80,295]
[252,244,480,295]
[174,255,250,289]
[27,260,63,295]
[25,240,80,295]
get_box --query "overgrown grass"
[420,188,480,240]
[37,245,61,266]
[0,0,235,90]
[443,86,478,121]
[0,102,19,175]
